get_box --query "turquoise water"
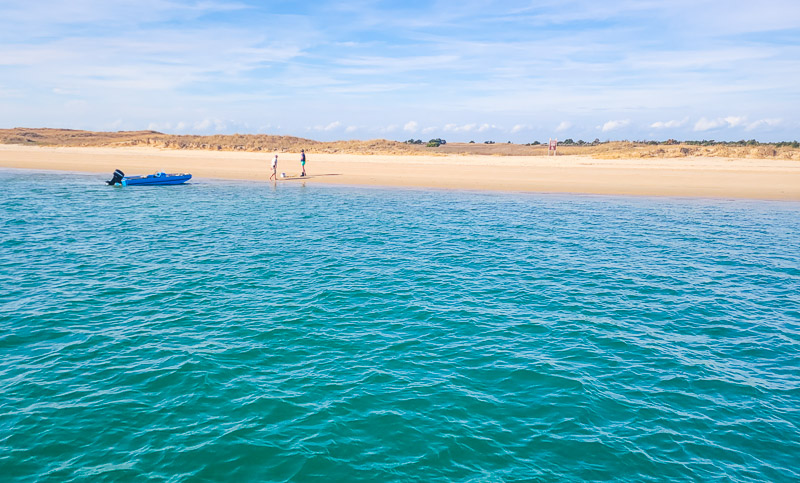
[1,169,799,481]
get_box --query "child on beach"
[270,154,278,180]
[300,149,306,177]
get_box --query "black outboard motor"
[106,169,125,185]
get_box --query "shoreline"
[1,144,799,201]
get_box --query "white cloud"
[724,116,746,127]
[335,54,460,74]
[694,117,723,131]
[746,118,781,131]
[2,2,798,140]
[601,119,630,132]
[650,118,687,129]
[325,82,415,94]
[403,121,418,132]
[443,123,479,133]
[164,118,229,133]
[437,123,496,134]
[1,0,250,28]
[694,116,746,131]
[314,121,341,131]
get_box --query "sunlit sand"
[1,144,798,200]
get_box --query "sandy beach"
[1,144,798,200]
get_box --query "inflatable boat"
[106,169,191,186]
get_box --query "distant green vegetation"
[523,139,799,147]
[557,138,602,146]
[683,139,800,148]
[405,138,448,147]
[404,137,799,149]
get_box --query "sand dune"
[2,128,799,159]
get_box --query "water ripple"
[1,170,799,481]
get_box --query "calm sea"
[1,169,799,481]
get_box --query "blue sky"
[1,0,798,142]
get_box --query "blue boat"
[106,169,191,186]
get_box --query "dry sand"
[1,144,799,200]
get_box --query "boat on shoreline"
[106,169,191,186]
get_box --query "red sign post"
[549,138,557,155]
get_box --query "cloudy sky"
[1,0,798,142]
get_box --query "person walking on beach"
[300,149,306,177]
[270,154,278,180]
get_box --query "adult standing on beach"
[300,149,306,177]
[270,154,278,180]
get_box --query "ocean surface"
[1,169,799,482]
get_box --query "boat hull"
[121,173,192,186]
